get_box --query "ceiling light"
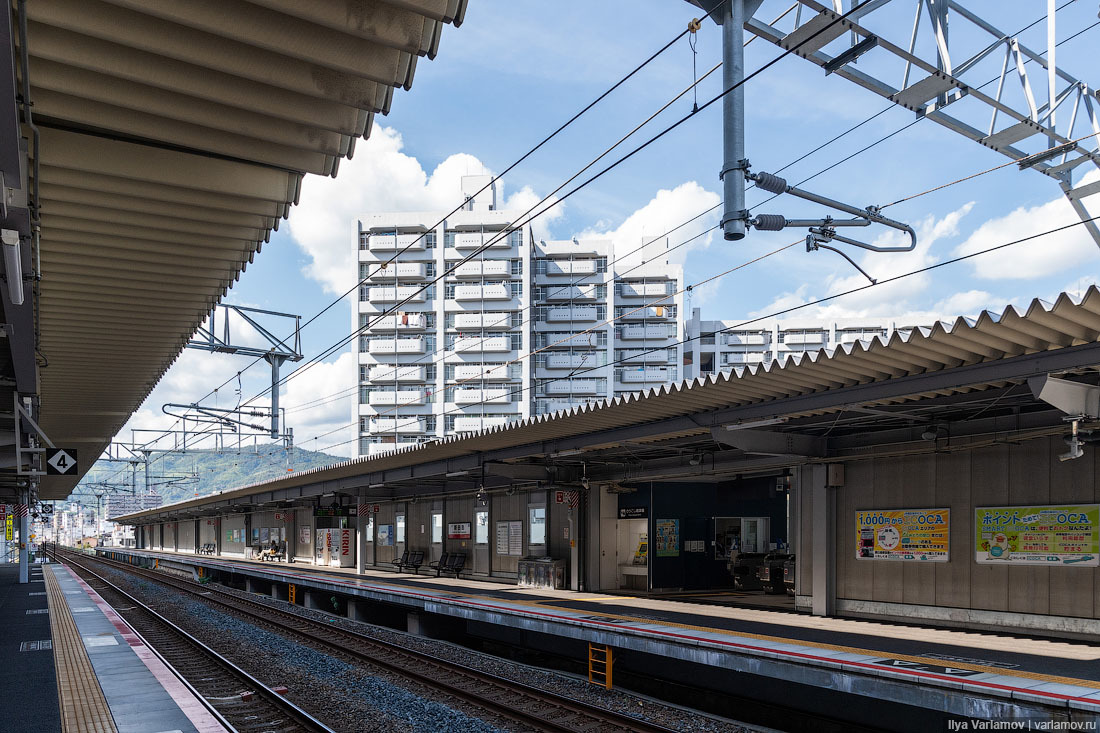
[551,449,584,457]
[722,417,789,431]
[445,470,469,478]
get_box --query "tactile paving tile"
[44,567,118,733]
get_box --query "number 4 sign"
[46,449,78,476]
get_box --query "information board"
[975,505,1099,566]
[855,509,950,562]
[508,520,523,555]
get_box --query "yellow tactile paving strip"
[45,566,118,733]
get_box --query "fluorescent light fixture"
[368,483,386,489]
[551,449,584,458]
[723,417,789,431]
[445,470,469,478]
[2,229,22,306]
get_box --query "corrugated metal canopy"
[20,0,467,499]
[116,288,1100,521]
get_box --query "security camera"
[580,477,590,490]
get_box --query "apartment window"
[510,259,523,275]
[359,416,370,431]
[509,229,523,247]
[426,364,437,380]
[510,311,523,328]
[359,263,371,281]
[509,282,523,298]
[595,256,608,272]
[425,262,437,277]
[424,231,437,249]
[358,232,369,250]
[358,335,369,353]
[425,416,437,432]
[359,365,369,382]
[444,231,456,247]
[445,283,456,298]
[510,333,523,350]
[534,259,547,275]
[359,285,369,302]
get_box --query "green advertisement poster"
[655,519,679,557]
[975,505,1099,566]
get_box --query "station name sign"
[618,507,648,519]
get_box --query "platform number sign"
[45,448,78,476]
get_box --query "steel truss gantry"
[694,0,1100,248]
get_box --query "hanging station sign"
[855,509,950,562]
[975,505,1099,566]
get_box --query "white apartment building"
[355,177,685,456]
[682,308,916,379]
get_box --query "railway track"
[50,550,334,733]
[58,548,678,733]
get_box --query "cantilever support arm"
[749,170,917,251]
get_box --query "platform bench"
[431,551,465,577]
[197,543,215,555]
[393,550,425,573]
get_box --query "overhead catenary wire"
[234,4,868,417]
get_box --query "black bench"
[432,551,465,577]
[260,543,286,562]
[390,550,410,570]
[391,550,425,572]
[197,543,215,555]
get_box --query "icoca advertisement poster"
[975,505,1099,566]
[855,509,949,561]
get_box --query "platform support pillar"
[245,577,261,594]
[18,487,28,583]
[271,583,288,602]
[347,599,368,623]
[804,463,835,617]
[407,612,422,635]
[304,590,322,610]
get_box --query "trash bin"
[517,556,566,589]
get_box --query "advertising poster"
[447,522,472,540]
[300,525,311,545]
[855,509,950,561]
[260,527,270,544]
[655,519,680,557]
[378,524,394,546]
[508,520,523,555]
[975,505,1099,566]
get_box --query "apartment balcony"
[369,417,424,434]
[369,286,426,303]
[454,364,512,381]
[543,352,597,369]
[725,332,767,345]
[783,332,826,345]
[368,262,426,281]
[368,338,425,354]
[619,350,670,364]
[618,305,672,320]
[620,325,672,340]
[453,336,511,353]
[540,332,601,349]
[453,415,513,432]
[453,312,511,330]
[543,285,598,301]
[542,260,597,276]
[453,388,511,404]
[538,399,590,415]
[452,260,511,278]
[619,367,672,384]
[367,233,426,251]
[453,232,511,250]
[543,379,599,395]
[366,442,423,457]
[722,352,766,365]
[367,365,425,382]
[617,282,670,298]
[367,313,428,331]
[544,306,597,322]
[368,390,425,406]
[454,283,510,301]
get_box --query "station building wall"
[803,436,1099,633]
[199,518,217,547]
[221,514,246,557]
[163,521,176,551]
[177,520,195,552]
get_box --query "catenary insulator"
[753,214,786,231]
[753,172,788,194]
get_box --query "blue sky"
[113,0,1100,460]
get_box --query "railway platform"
[100,547,1100,728]
[1,560,226,733]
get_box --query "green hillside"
[75,446,348,506]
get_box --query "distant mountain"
[75,446,348,506]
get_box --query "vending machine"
[315,528,332,566]
[334,528,356,568]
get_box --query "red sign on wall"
[555,491,565,504]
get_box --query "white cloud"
[288,126,563,295]
[281,352,358,458]
[576,181,720,271]
[953,171,1100,280]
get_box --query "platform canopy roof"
[6,0,468,500]
[118,287,1100,523]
